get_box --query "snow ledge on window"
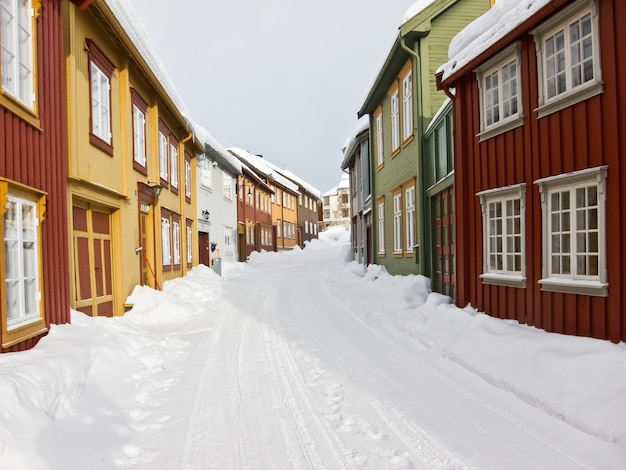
[480,273,526,288]
[538,278,608,297]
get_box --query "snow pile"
[0,232,624,467]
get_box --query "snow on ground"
[0,227,625,469]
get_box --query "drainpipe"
[400,36,425,273]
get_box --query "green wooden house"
[357,0,489,279]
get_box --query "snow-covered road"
[176,238,622,469]
[2,229,624,469]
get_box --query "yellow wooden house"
[64,0,203,316]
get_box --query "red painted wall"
[0,0,70,351]
[452,0,626,342]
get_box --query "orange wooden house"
[437,0,626,342]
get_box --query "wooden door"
[198,232,210,266]
[72,204,114,316]
[432,187,456,299]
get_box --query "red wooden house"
[1,0,90,352]
[437,0,626,342]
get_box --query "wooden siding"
[1,0,70,351]
[452,0,626,342]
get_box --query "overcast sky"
[130,1,417,194]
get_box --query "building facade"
[437,0,626,342]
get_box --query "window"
[377,199,385,254]
[405,186,415,252]
[161,216,171,268]
[476,43,522,139]
[184,156,192,200]
[391,90,400,152]
[170,141,179,190]
[131,90,148,173]
[186,222,193,265]
[478,184,526,287]
[535,166,607,296]
[402,71,413,141]
[277,219,282,238]
[87,41,115,153]
[376,111,383,167]
[1,0,34,109]
[225,227,234,254]
[393,192,402,253]
[223,174,232,200]
[172,220,180,266]
[158,129,169,183]
[1,179,47,347]
[532,0,602,117]
[200,159,212,188]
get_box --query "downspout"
[400,35,425,272]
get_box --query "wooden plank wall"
[453,0,625,342]
[0,0,70,351]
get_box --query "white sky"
[1,229,625,468]
[130,0,417,194]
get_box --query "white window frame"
[159,131,168,182]
[531,0,602,118]
[535,166,607,296]
[391,90,400,152]
[402,71,413,141]
[200,159,212,189]
[185,159,192,198]
[161,217,171,266]
[1,0,34,109]
[393,192,402,253]
[186,224,193,264]
[225,226,234,254]
[172,220,181,265]
[405,186,415,252]
[90,62,111,144]
[376,113,383,166]
[277,219,282,238]
[475,43,523,140]
[4,195,40,328]
[170,143,179,189]
[477,184,527,287]
[223,174,232,200]
[132,104,146,167]
[377,200,385,254]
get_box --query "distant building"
[322,174,351,230]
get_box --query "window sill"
[401,134,414,148]
[391,148,401,158]
[0,93,41,130]
[478,115,524,142]
[538,277,608,297]
[536,82,603,119]
[480,273,527,288]
[90,133,114,156]
[3,317,48,348]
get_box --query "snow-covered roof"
[194,124,242,176]
[341,117,369,170]
[438,0,553,82]
[227,148,300,194]
[323,173,350,197]
[402,0,436,24]
[269,166,321,200]
[103,0,230,153]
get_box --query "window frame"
[531,0,602,118]
[475,42,523,141]
[0,178,48,348]
[535,166,607,296]
[377,198,385,255]
[184,152,192,202]
[87,40,115,155]
[477,184,527,288]
[161,212,172,271]
[186,219,193,267]
[402,70,413,142]
[390,88,400,153]
[158,122,169,185]
[404,185,416,254]
[0,0,38,122]
[223,174,233,200]
[392,190,402,254]
[131,89,148,174]
[169,137,179,193]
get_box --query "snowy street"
[1,229,625,469]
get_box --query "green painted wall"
[371,0,490,276]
